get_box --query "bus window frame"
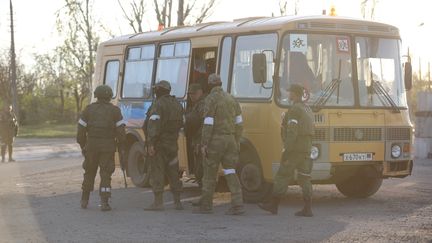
[218,36,234,93]
[226,31,279,103]
[120,43,157,100]
[103,59,120,99]
[155,40,191,99]
[353,34,407,109]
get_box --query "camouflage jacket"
[201,86,243,146]
[145,94,184,150]
[281,101,314,156]
[77,100,126,153]
[185,96,206,145]
[0,110,18,139]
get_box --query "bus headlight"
[310,145,319,160]
[391,144,401,158]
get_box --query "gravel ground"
[0,138,430,242]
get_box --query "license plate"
[343,153,373,161]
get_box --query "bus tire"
[335,166,382,198]
[127,142,150,188]
[237,150,271,203]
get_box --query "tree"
[361,0,378,20]
[273,0,299,17]
[153,0,216,28]
[118,0,146,33]
[56,0,100,117]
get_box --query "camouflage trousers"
[148,147,182,194]
[81,151,115,196]
[272,152,313,200]
[200,135,243,209]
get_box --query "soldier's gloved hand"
[201,145,208,158]
[148,145,156,157]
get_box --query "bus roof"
[101,15,400,47]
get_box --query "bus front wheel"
[238,149,271,203]
[128,142,150,188]
[335,166,382,198]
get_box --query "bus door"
[185,37,218,175]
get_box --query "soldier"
[0,104,18,163]
[143,80,184,211]
[258,84,314,217]
[185,83,206,186]
[193,74,245,215]
[77,85,126,211]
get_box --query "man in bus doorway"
[194,74,245,215]
[258,84,315,217]
[77,85,126,211]
[0,104,18,162]
[143,80,184,211]
[185,83,206,187]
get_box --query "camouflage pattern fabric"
[273,101,314,200]
[199,86,244,209]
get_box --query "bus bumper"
[382,159,413,178]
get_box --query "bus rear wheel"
[128,142,150,188]
[335,166,382,198]
[238,150,271,203]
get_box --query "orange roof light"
[329,5,337,16]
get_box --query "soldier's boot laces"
[225,205,245,215]
[258,196,280,215]
[144,192,164,211]
[80,191,90,209]
[173,193,184,210]
[295,198,313,217]
[100,195,111,212]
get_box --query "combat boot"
[80,190,90,209]
[295,198,313,217]
[258,196,280,215]
[100,194,111,212]
[173,192,183,210]
[225,205,245,215]
[144,192,164,211]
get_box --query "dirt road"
[0,138,431,242]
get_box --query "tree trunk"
[177,0,184,26]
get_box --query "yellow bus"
[94,15,413,202]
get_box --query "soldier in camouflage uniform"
[0,104,18,162]
[143,80,184,211]
[258,84,314,217]
[77,85,126,211]
[185,83,206,186]
[193,74,245,215]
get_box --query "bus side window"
[104,60,120,97]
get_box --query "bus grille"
[386,127,410,140]
[313,128,328,141]
[389,161,409,172]
[333,127,382,141]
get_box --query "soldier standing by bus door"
[258,84,314,217]
[143,80,184,211]
[77,85,126,211]
[194,74,245,215]
[185,83,206,187]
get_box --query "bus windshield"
[278,33,355,107]
[356,37,407,108]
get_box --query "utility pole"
[9,0,19,122]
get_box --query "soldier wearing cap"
[142,80,184,211]
[258,83,315,217]
[77,85,126,211]
[185,83,206,186]
[193,74,245,215]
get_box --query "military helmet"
[287,83,304,97]
[154,80,171,91]
[94,85,113,99]
[208,73,222,85]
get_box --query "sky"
[0,0,431,75]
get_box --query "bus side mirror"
[404,62,412,91]
[252,53,267,84]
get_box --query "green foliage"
[18,123,76,138]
